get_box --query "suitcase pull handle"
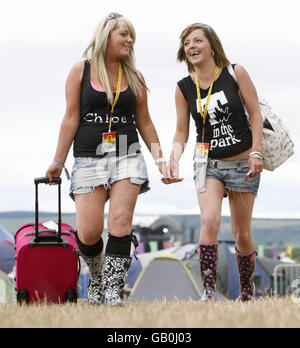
[34,176,62,243]
[34,177,62,185]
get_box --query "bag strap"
[227,64,251,125]
[227,64,271,121]
[227,64,237,83]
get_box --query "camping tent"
[0,271,16,303]
[172,244,198,260]
[136,246,180,269]
[128,253,224,302]
[128,254,202,302]
[125,244,198,290]
[0,224,14,242]
[185,241,286,300]
[0,225,15,274]
[125,256,143,289]
[0,241,15,274]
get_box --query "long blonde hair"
[83,14,148,105]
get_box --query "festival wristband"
[53,160,70,181]
[249,152,263,160]
[53,160,65,167]
[169,158,179,164]
[155,157,167,165]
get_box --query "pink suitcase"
[15,177,79,304]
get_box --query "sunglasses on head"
[195,23,211,32]
[104,12,123,26]
[108,12,123,19]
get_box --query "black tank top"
[177,65,252,159]
[73,61,140,157]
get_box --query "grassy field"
[1,297,300,328]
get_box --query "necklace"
[108,63,123,133]
[195,66,219,142]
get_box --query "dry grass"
[1,297,300,328]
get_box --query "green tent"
[128,253,223,302]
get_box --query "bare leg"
[229,190,257,301]
[197,178,225,243]
[74,186,108,304]
[196,178,224,301]
[108,179,141,237]
[228,190,256,253]
[74,186,108,245]
[102,179,141,306]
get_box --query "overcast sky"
[0,0,299,218]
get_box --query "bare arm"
[134,87,163,162]
[234,64,264,175]
[234,64,263,153]
[134,73,172,180]
[46,61,83,180]
[135,76,184,183]
[166,85,190,180]
[170,85,190,162]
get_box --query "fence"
[273,264,300,298]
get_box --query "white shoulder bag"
[227,64,294,171]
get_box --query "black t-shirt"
[73,61,140,158]
[177,66,252,159]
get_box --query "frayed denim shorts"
[70,153,150,200]
[193,158,260,197]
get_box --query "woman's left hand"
[160,161,183,184]
[247,157,263,179]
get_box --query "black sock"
[105,233,132,257]
[75,232,104,257]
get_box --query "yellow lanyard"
[108,63,123,132]
[195,66,219,142]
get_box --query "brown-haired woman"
[166,23,263,301]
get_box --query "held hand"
[161,160,183,185]
[169,158,179,179]
[46,162,63,185]
[158,161,169,178]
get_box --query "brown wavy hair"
[177,23,230,73]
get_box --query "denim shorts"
[193,159,261,196]
[70,153,150,200]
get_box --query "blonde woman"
[46,13,170,306]
[167,23,263,301]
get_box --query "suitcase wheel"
[65,289,77,303]
[17,289,30,305]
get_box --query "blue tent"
[125,257,143,288]
[0,225,14,243]
[0,225,15,274]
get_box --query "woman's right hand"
[46,162,63,185]
[169,159,179,179]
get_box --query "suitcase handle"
[34,176,62,243]
[24,230,74,237]
[35,177,62,185]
